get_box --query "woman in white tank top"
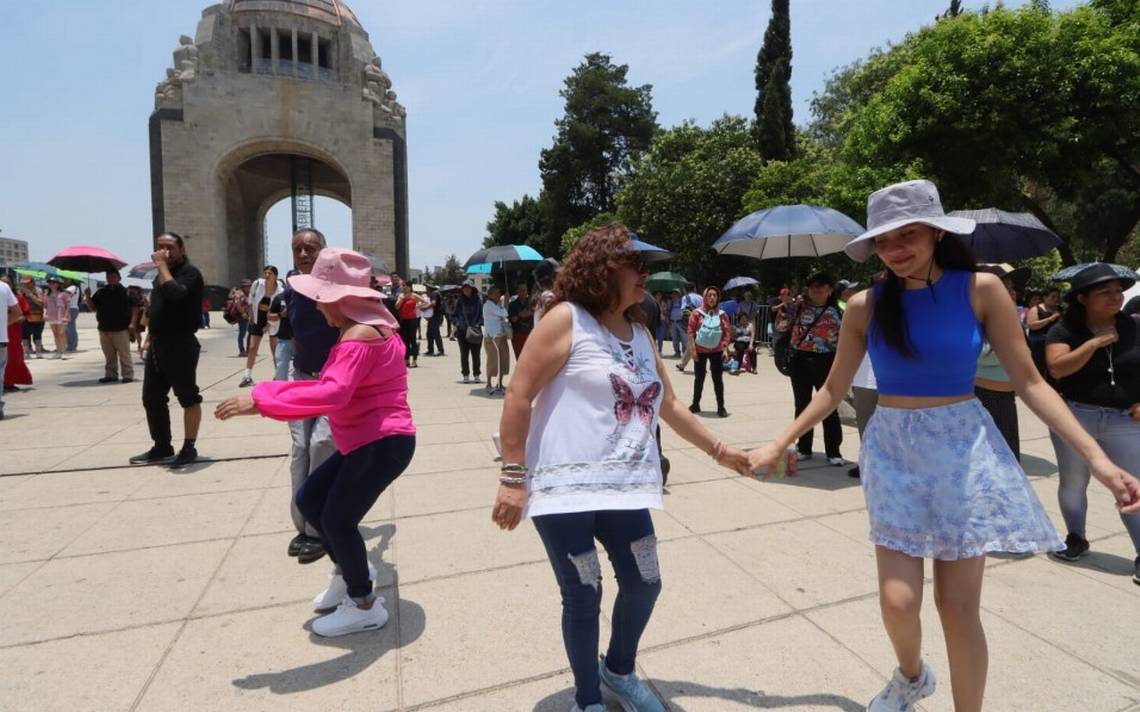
[490,225,752,712]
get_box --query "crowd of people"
[3,176,1138,712]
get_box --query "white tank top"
[524,303,665,518]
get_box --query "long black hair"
[871,232,977,358]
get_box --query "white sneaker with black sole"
[313,562,378,610]
[311,596,389,637]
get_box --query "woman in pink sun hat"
[215,247,416,638]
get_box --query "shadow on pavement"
[758,461,861,492]
[229,522,423,695]
[1047,550,1136,578]
[59,378,115,388]
[1019,453,1058,477]
[534,680,864,711]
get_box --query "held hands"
[1090,457,1140,514]
[492,483,527,531]
[716,445,753,476]
[214,394,258,420]
[746,443,785,480]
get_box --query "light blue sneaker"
[598,658,664,712]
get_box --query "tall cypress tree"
[753,0,795,160]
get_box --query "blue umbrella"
[723,276,759,291]
[713,204,865,259]
[1051,262,1139,283]
[463,244,543,269]
[947,209,1061,261]
[628,235,675,263]
[465,263,493,275]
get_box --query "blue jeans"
[669,320,686,356]
[1050,401,1140,553]
[237,319,248,355]
[66,308,79,351]
[274,339,293,381]
[295,434,415,599]
[532,509,662,709]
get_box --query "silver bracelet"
[500,464,528,475]
[498,475,527,485]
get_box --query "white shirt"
[65,284,79,310]
[853,353,877,390]
[524,303,664,517]
[482,301,508,338]
[0,282,17,344]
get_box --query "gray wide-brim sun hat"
[844,179,977,263]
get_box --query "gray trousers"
[1049,401,1140,553]
[288,369,337,537]
[0,344,8,414]
[852,386,879,438]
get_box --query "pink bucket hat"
[288,248,397,328]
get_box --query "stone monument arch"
[148,0,408,285]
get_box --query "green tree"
[430,254,465,286]
[820,2,1140,264]
[617,116,764,286]
[482,194,548,250]
[753,0,795,159]
[560,212,619,256]
[539,53,658,255]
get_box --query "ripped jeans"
[532,509,662,709]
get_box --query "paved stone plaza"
[1,315,1137,712]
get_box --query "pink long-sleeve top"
[251,336,415,454]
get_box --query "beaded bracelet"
[710,440,725,461]
[500,464,528,475]
[498,475,527,485]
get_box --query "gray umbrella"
[713,204,865,259]
[946,209,1061,261]
[1051,262,1139,283]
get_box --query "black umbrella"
[946,209,1062,262]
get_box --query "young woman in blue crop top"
[748,180,1140,712]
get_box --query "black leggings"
[790,351,842,458]
[457,331,481,378]
[295,434,415,599]
[692,351,724,409]
[975,386,1020,461]
[398,318,419,359]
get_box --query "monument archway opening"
[263,195,354,276]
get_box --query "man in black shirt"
[130,233,206,467]
[85,269,134,383]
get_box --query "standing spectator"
[788,273,844,465]
[65,280,81,352]
[676,284,703,372]
[737,289,757,323]
[482,285,511,395]
[268,287,293,382]
[507,282,534,358]
[654,292,669,353]
[85,269,134,384]
[2,275,32,391]
[0,276,22,417]
[1044,263,1140,582]
[128,285,149,362]
[532,258,558,325]
[491,224,750,712]
[19,275,46,359]
[239,266,284,387]
[129,233,205,468]
[771,288,796,369]
[452,280,483,383]
[201,296,211,329]
[667,288,685,357]
[281,229,340,564]
[395,283,428,368]
[687,286,731,416]
[975,264,1031,461]
[1027,287,1062,378]
[848,353,878,479]
[423,286,445,357]
[730,311,755,375]
[43,277,71,360]
[442,288,455,340]
[228,279,252,357]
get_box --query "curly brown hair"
[552,223,646,324]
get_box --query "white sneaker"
[313,562,378,610]
[311,595,389,637]
[828,456,845,466]
[868,662,936,711]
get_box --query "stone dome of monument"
[229,0,361,28]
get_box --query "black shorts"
[248,322,266,337]
[146,334,202,408]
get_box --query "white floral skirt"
[860,399,1063,560]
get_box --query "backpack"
[223,296,242,325]
[694,309,723,349]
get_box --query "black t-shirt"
[640,293,661,335]
[507,296,534,335]
[1046,314,1140,409]
[269,293,292,340]
[148,260,204,337]
[91,283,131,332]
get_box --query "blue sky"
[1,0,1081,280]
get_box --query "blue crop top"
[868,269,983,397]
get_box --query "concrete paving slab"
[390,467,499,519]
[126,457,284,500]
[0,622,182,712]
[58,489,262,557]
[135,601,400,712]
[0,560,42,599]
[637,615,875,712]
[0,501,117,564]
[0,539,230,645]
[0,467,148,511]
[415,672,578,712]
[1,445,87,476]
[662,478,801,535]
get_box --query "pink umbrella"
[48,246,129,273]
